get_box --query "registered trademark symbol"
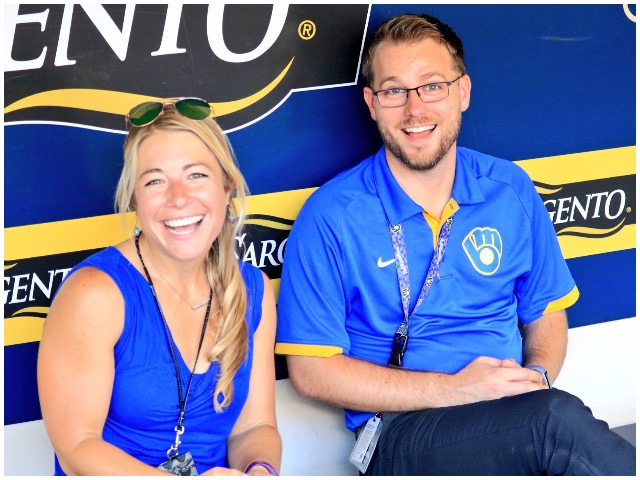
[623,4,635,22]
[298,20,316,40]
[626,207,632,213]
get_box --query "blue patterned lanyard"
[388,215,455,367]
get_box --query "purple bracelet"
[244,460,279,476]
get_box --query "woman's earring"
[133,219,141,237]
[228,204,235,222]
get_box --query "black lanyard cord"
[134,233,212,455]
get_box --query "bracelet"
[244,460,279,476]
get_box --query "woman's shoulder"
[72,245,128,272]
[58,248,128,300]
[56,245,139,310]
[63,247,122,286]
[47,252,126,342]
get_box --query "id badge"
[157,452,198,476]
[349,414,382,474]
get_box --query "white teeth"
[404,125,435,133]
[164,215,203,228]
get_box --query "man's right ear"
[363,87,378,122]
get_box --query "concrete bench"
[4,318,635,476]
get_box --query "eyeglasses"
[126,97,212,128]
[372,75,463,108]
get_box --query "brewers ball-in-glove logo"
[462,227,502,275]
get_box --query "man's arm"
[520,310,568,385]
[287,353,546,412]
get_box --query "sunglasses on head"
[126,97,212,128]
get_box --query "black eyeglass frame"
[371,75,464,107]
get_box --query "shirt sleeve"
[275,193,351,357]
[514,171,579,324]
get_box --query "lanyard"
[134,234,212,459]
[387,215,455,367]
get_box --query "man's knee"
[535,388,595,427]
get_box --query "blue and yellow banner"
[4,4,635,427]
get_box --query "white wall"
[553,317,636,428]
[4,317,635,476]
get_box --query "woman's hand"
[200,466,245,476]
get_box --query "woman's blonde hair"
[115,107,249,412]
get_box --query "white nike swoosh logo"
[377,257,396,268]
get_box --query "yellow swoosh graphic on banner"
[4,309,50,345]
[556,219,626,237]
[12,307,50,316]
[3,57,295,118]
[534,185,564,195]
[556,224,635,259]
[245,218,294,230]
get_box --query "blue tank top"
[54,247,264,475]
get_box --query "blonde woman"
[38,98,281,476]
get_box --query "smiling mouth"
[403,125,436,136]
[163,215,203,234]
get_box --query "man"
[275,13,635,475]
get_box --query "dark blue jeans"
[365,389,635,475]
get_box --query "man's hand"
[447,356,546,405]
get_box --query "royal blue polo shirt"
[276,146,578,431]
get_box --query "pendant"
[191,299,209,310]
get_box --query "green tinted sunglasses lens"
[175,98,211,120]
[128,102,163,126]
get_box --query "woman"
[37,98,281,476]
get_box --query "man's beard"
[378,113,461,172]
